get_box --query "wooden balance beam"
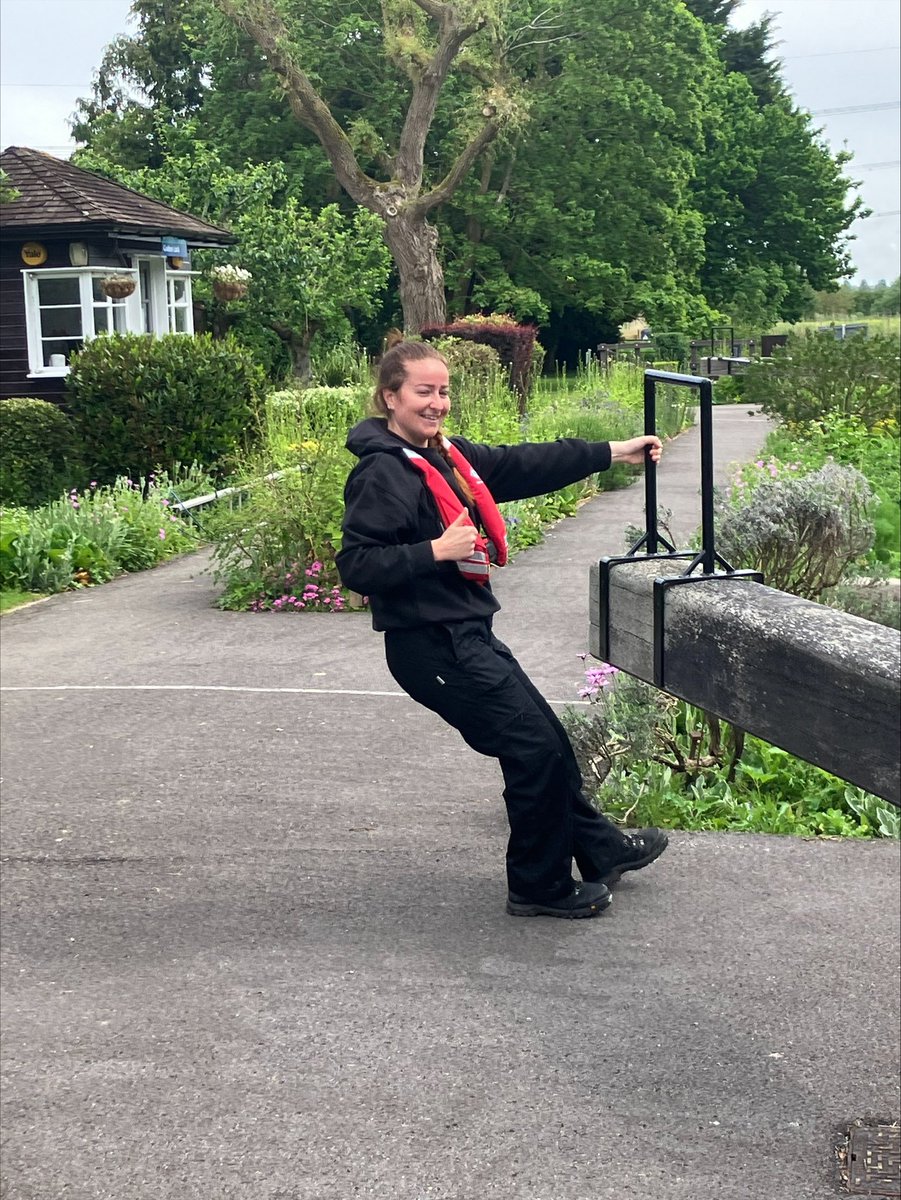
[589,557,901,805]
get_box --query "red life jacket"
[402,437,508,585]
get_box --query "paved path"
[1,407,898,1200]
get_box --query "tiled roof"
[0,146,235,244]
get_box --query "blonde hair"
[373,340,473,504]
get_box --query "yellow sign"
[21,242,48,266]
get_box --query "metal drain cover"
[847,1125,901,1196]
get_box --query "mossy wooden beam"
[589,558,901,805]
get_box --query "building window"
[91,277,129,336]
[34,274,85,367]
[167,272,193,334]
[23,263,194,376]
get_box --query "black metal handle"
[642,368,721,573]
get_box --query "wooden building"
[0,146,235,403]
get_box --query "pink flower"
[158,529,166,540]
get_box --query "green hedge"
[66,333,266,483]
[0,397,81,507]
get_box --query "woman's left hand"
[609,435,663,466]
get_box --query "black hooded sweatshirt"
[336,417,613,631]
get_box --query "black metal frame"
[597,369,762,687]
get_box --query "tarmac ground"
[1,406,899,1200]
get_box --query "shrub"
[310,338,372,387]
[432,336,502,388]
[561,666,898,839]
[265,385,367,444]
[422,315,539,406]
[0,397,81,507]
[209,390,359,610]
[716,461,875,599]
[741,331,900,428]
[0,475,200,594]
[764,412,900,572]
[66,333,266,483]
[652,331,690,366]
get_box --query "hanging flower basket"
[210,264,252,303]
[100,274,136,299]
[212,279,248,302]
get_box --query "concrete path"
[1,407,898,1200]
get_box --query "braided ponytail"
[430,435,475,506]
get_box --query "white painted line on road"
[0,684,587,707]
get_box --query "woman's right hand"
[431,510,479,562]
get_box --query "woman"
[336,340,667,919]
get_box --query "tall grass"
[768,316,901,339]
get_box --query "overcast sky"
[1,0,898,283]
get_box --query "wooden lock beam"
[589,557,901,805]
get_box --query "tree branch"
[415,116,500,211]
[394,4,488,187]
[213,0,375,208]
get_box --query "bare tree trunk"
[383,212,447,332]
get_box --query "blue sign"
[162,237,188,257]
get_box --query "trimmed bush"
[66,333,266,483]
[0,397,81,507]
[266,385,367,439]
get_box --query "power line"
[810,101,901,116]
[856,161,901,170]
[784,45,900,59]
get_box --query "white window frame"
[166,268,194,335]
[22,261,198,377]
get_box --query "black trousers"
[384,618,629,900]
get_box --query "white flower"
[210,264,252,284]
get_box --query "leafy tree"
[683,0,784,105]
[71,0,863,351]
[0,169,20,203]
[75,140,391,377]
[438,0,722,339]
[202,0,527,331]
[692,72,861,329]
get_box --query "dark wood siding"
[0,238,119,404]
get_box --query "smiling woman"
[335,340,669,920]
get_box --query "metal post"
[698,378,715,573]
[643,371,659,553]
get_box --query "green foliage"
[741,331,901,428]
[266,386,368,444]
[763,412,900,573]
[432,336,503,391]
[66,333,265,483]
[562,672,897,839]
[0,168,20,203]
[711,374,746,404]
[0,474,201,595]
[716,461,875,599]
[310,339,373,387]
[0,398,82,507]
[809,277,901,320]
[71,0,860,355]
[823,579,900,631]
[651,331,690,365]
[209,384,372,608]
